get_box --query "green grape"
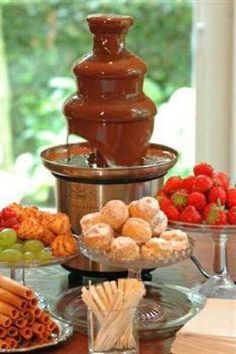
[23,240,45,254]
[0,249,23,262]
[9,243,24,253]
[0,228,17,247]
[37,249,52,261]
[23,252,35,262]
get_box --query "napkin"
[172,298,236,354]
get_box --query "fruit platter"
[156,162,236,299]
[0,204,79,268]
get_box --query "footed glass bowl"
[78,235,193,273]
[169,220,236,299]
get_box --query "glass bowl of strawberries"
[156,162,236,299]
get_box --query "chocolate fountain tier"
[41,142,178,183]
[63,14,157,166]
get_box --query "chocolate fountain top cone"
[63,14,157,167]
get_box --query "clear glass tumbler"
[88,305,139,354]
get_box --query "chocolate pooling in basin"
[63,14,157,167]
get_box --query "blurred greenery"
[1,0,192,205]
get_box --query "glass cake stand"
[169,221,236,299]
[50,282,205,339]
[48,234,205,339]
[0,237,80,308]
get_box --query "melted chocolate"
[63,14,157,167]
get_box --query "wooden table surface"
[32,233,236,354]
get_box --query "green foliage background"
[2,0,192,205]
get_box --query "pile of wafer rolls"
[0,274,59,350]
[82,279,145,352]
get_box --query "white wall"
[194,0,235,181]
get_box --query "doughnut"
[80,212,102,233]
[121,217,152,244]
[100,200,129,230]
[110,236,140,261]
[83,223,114,251]
[129,196,160,221]
[150,210,168,236]
[141,238,172,260]
[160,229,189,251]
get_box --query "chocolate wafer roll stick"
[7,325,19,337]
[0,339,7,349]
[0,326,7,338]
[39,311,50,324]
[47,320,59,333]
[0,313,11,328]
[32,322,44,336]
[0,274,34,299]
[0,288,29,311]
[14,317,27,328]
[0,300,19,319]
[19,327,33,340]
[29,306,41,318]
[5,336,18,349]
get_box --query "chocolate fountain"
[41,14,178,278]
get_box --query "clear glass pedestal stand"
[195,233,236,299]
[169,221,236,299]
[127,268,164,323]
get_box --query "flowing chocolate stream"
[63,14,157,167]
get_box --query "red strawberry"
[0,220,6,227]
[208,186,226,206]
[5,217,19,227]
[171,189,188,211]
[188,192,207,212]
[182,175,195,192]
[192,175,213,193]
[226,188,236,208]
[203,203,227,225]
[227,207,236,224]
[157,194,172,210]
[213,172,229,190]
[179,206,202,224]
[163,205,180,221]
[12,224,20,231]
[163,176,183,195]
[156,190,166,197]
[194,162,214,177]
[1,207,16,219]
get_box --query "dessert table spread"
[29,233,235,354]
